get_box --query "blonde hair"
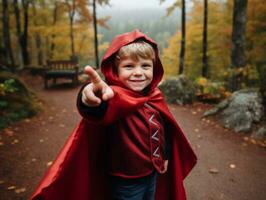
[115,41,155,66]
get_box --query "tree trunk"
[2,0,15,69]
[50,2,58,60]
[178,0,186,74]
[202,0,208,78]
[67,0,76,60]
[32,1,43,66]
[230,0,248,91]
[13,0,25,68]
[21,0,30,65]
[93,0,99,68]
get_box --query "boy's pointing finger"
[84,66,102,84]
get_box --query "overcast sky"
[106,0,177,9]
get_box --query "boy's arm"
[163,123,172,160]
[164,131,172,160]
[77,87,108,118]
[76,66,113,119]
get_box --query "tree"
[65,0,77,60]
[1,0,15,68]
[13,0,30,66]
[179,0,186,74]
[32,0,44,65]
[202,0,208,77]
[162,1,232,80]
[92,0,99,67]
[246,0,266,105]
[91,0,109,68]
[50,1,60,60]
[161,0,186,75]
[230,0,248,91]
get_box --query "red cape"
[30,30,197,200]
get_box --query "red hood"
[101,29,164,93]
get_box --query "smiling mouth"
[129,80,145,82]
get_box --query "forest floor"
[0,73,265,200]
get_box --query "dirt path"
[0,75,265,200]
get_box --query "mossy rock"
[0,72,41,129]
[159,75,196,105]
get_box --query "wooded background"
[0,0,265,98]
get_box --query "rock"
[252,126,266,138]
[159,75,196,105]
[204,89,264,133]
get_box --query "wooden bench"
[44,60,79,89]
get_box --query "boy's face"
[117,56,153,92]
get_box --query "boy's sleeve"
[76,84,108,118]
[164,130,172,160]
[162,120,172,160]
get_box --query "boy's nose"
[133,66,143,76]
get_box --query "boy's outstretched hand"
[82,66,114,107]
[160,160,169,174]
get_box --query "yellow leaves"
[243,136,266,148]
[197,77,208,86]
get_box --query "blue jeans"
[110,171,158,200]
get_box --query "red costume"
[30,30,197,200]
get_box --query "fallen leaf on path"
[197,134,202,139]
[250,139,257,144]
[39,139,44,143]
[243,137,249,142]
[7,186,16,190]
[59,124,65,128]
[47,161,53,167]
[62,109,67,113]
[241,142,248,146]
[192,111,197,115]
[229,164,236,169]
[194,128,199,133]
[24,119,31,123]
[197,108,202,112]
[11,139,19,144]
[197,144,201,148]
[15,187,26,194]
[4,129,14,136]
[209,167,219,174]
[32,158,37,162]
[0,180,4,184]
[258,141,266,148]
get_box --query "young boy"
[30,30,197,200]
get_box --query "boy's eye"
[142,64,151,69]
[124,65,133,69]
